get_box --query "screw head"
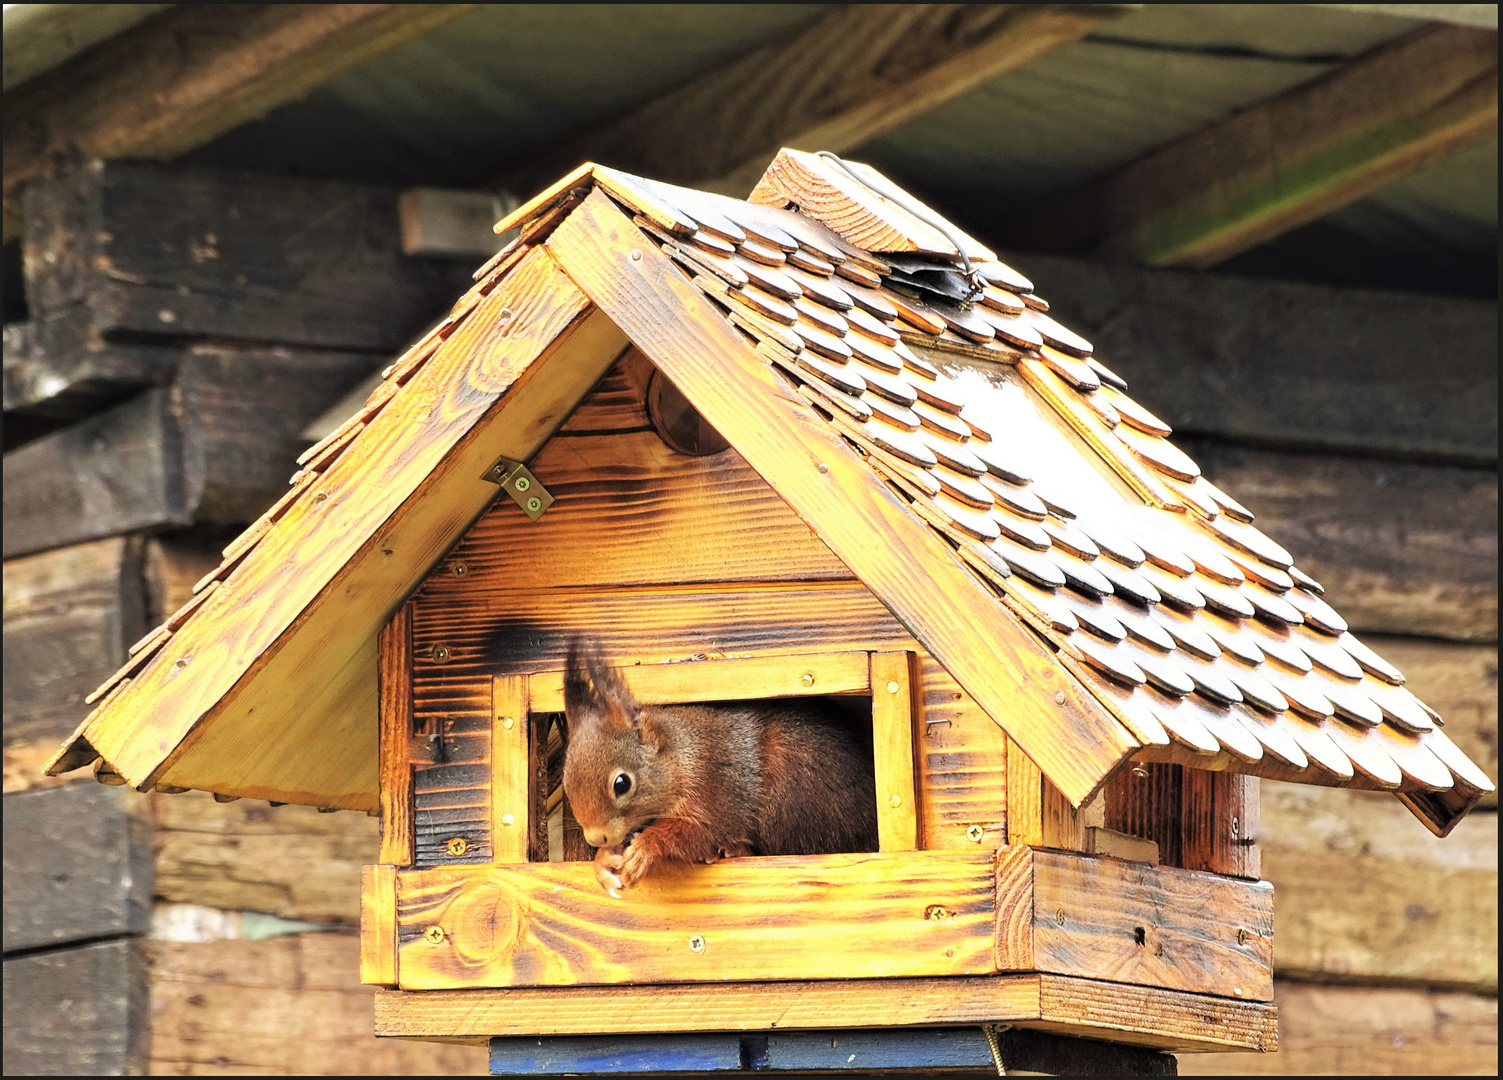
[886,680,900,694]
[498,307,513,321]
[889,794,902,808]
[513,475,531,492]
[502,813,515,827]
[966,825,985,843]
[451,562,468,578]
[817,462,829,474]
[1054,691,1066,705]
[629,250,643,263]
[800,672,815,687]
[1232,815,1241,836]
[1237,928,1249,946]
[1055,908,1066,927]
[424,925,445,944]
[432,645,451,663]
[502,716,515,730]
[526,496,543,513]
[1131,764,1149,779]
[445,837,469,857]
[688,935,706,953]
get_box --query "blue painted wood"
[490,1033,744,1075]
[765,1028,996,1071]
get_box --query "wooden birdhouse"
[47,149,1494,1069]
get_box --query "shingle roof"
[49,152,1493,835]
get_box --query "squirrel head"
[561,640,674,848]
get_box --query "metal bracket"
[484,455,553,520]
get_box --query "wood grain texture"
[2,782,152,952]
[2,309,175,419]
[505,4,1130,196]
[152,792,375,924]
[871,652,919,852]
[915,655,1009,850]
[412,691,492,869]
[491,676,529,863]
[1007,740,1045,847]
[1259,782,1496,991]
[995,846,1274,1000]
[147,935,487,1075]
[1009,23,1499,267]
[1016,254,1497,463]
[3,6,476,238]
[378,604,415,866]
[3,938,148,1075]
[77,250,621,806]
[1182,771,1261,879]
[3,536,146,750]
[547,187,1135,807]
[375,973,1276,1052]
[360,864,398,987]
[396,851,997,989]
[1180,981,1496,1075]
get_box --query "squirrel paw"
[594,845,626,897]
[618,835,656,888]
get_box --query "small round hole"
[647,371,729,457]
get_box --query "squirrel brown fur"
[562,641,878,894]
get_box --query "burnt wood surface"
[3,346,376,557]
[3,313,176,419]
[1,937,148,1075]
[2,783,152,952]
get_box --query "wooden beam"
[506,4,1134,196]
[2,4,476,241]
[1,939,148,1075]
[1008,23,1499,268]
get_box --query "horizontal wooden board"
[151,791,375,924]
[410,582,916,682]
[996,846,1274,1001]
[375,972,1277,1052]
[22,161,476,353]
[1191,444,1497,642]
[1259,782,1497,992]
[3,535,146,748]
[2,783,152,952]
[1180,980,1497,1075]
[146,934,486,1075]
[1018,253,1497,463]
[395,850,997,989]
[526,650,873,712]
[2,938,147,1075]
[2,312,176,419]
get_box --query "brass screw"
[924,905,954,922]
[451,562,468,578]
[1131,764,1149,779]
[966,825,984,843]
[432,645,451,663]
[514,475,532,493]
[800,672,815,687]
[502,813,515,827]
[1237,929,1249,947]
[688,935,706,953]
[886,681,900,694]
[498,307,513,322]
[1055,909,1066,927]
[445,837,469,857]
[501,716,515,730]
[424,925,445,944]
[889,794,902,808]
[526,496,543,514]
[1231,815,1241,837]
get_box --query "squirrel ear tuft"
[564,638,639,726]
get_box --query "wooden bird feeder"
[47,149,1494,1070]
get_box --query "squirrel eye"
[612,773,632,798]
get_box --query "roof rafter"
[1005,22,1499,268]
[2,3,476,242]
[503,4,1136,198]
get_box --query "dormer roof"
[47,151,1494,834]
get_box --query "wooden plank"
[152,791,375,924]
[492,676,530,863]
[146,935,488,1074]
[1105,762,1184,869]
[2,938,148,1075]
[74,250,624,807]
[1259,781,1497,991]
[548,187,1135,808]
[995,846,1274,1000]
[378,604,415,866]
[506,4,1131,195]
[413,583,917,683]
[1009,23,1499,267]
[3,5,476,240]
[395,851,997,990]
[2,783,151,952]
[1006,739,1045,847]
[412,674,493,868]
[1192,445,1496,642]
[360,865,399,987]
[871,652,918,852]
[2,311,175,419]
[1180,981,1496,1075]
[914,655,1009,851]
[1182,772,1260,880]
[2,387,188,558]
[1015,253,1497,464]
[3,536,146,751]
[525,651,873,713]
[375,974,1277,1052]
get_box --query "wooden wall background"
[4,163,1495,1075]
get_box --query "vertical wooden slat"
[1105,762,1184,869]
[871,652,919,852]
[1181,771,1262,879]
[1005,739,1043,847]
[1041,779,1086,851]
[377,603,414,866]
[914,654,1009,851]
[491,675,531,863]
[359,864,398,987]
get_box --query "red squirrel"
[561,642,878,895]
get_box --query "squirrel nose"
[586,831,608,848]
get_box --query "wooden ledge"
[373,973,1278,1054]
